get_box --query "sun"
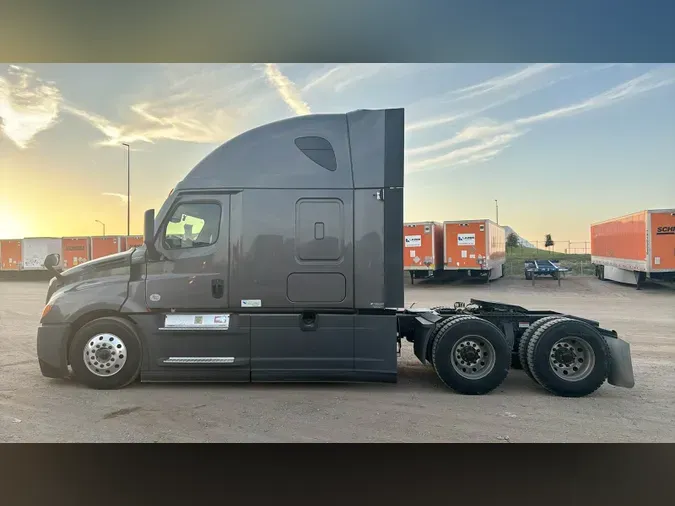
[0,203,27,239]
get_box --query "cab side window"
[163,202,221,250]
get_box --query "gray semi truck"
[37,108,635,397]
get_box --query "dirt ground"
[1,277,673,442]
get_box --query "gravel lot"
[1,277,674,442]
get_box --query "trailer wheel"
[526,318,611,397]
[431,316,511,395]
[69,316,142,390]
[517,316,566,382]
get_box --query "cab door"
[142,193,250,381]
[146,196,229,310]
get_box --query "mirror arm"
[43,255,64,280]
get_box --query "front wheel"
[69,317,142,390]
[431,316,511,395]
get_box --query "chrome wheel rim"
[450,335,496,380]
[83,333,127,377]
[549,336,595,381]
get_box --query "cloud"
[406,119,521,158]
[407,128,525,172]
[514,66,675,126]
[407,65,675,172]
[64,64,274,147]
[302,63,407,93]
[262,63,311,115]
[0,65,63,149]
[102,192,129,205]
[405,63,642,134]
[406,64,567,133]
[449,63,561,102]
[302,63,438,93]
[302,65,349,93]
[1,63,311,149]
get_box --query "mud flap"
[605,337,635,388]
[412,314,440,365]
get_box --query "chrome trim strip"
[162,357,235,364]
[158,326,229,331]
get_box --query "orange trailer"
[403,222,444,283]
[0,239,22,271]
[91,236,122,260]
[121,235,144,251]
[443,219,506,282]
[591,208,675,287]
[61,237,91,270]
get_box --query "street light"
[95,220,106,236]
[495,199,499,225]
[122,143,130,237]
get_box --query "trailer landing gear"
[635,271,646,290]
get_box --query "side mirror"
[144,209,160,260]
[44,253,63,280]
[44,253,60,269]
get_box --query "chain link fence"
[508,240,591,255]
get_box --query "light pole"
[95,220,106,237]
[122,143,130,237]
[495,199,499,225]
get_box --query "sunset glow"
[1,63,673,242]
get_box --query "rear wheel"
[526,318,610,397]
[431,316,511,395]
[69,317,142,390]
[517,316,566,382]
[525,271,533,280]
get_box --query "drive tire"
[526,318,611,397]
[69,317,142,390]
[431,315,511,395]
[517,316,566,383]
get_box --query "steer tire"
[526,318,611,397]
[69,316,142,390]
[517,316,566,383]
[431,315,511,395]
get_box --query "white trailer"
[21,238,63,271]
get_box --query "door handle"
[211,279,224,299]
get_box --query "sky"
[0,63,673,242]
